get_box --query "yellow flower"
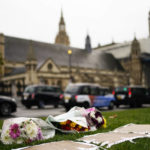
[78,125,82,129]
[60,121,67,125]
[102,117,107,128]
[70,122,76,128]
[85,128,88,131]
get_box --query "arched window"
[47,63,53,71]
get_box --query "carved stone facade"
[96,37,150,87]
[118,37,142,86]
[130,37,142,85]
[0,33,5,77]
[148,11,150,37]
[25,41,38,85]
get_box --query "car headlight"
[12,98,16,102]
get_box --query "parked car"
[60,83,115,111]
[113,86,147,107]
[93,94,116,110]
[142,88,150,104]
[0,96,17,116]
[21,85,62,109]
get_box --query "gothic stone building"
[95,10,150,87]
[2,10,148,96]
[0,33,127,96]
[96,12,150,87]
[95,37,150,87]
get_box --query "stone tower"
[0,33,5,77]
[130,37,142,85]
[55,10,70,46]
[148,11,150,38]
[85,34,92,52]
[25,41,38,85]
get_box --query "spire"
[134,32,137,40]
[111,37,115,44]
[27,40,36,61]
[148,11,150,38]
[133,34,138,43]
[85,34,92,52]
[131,36,141,58]
[55,9,70,46]
[60,8,65,25]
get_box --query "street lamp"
[67,49,72,82]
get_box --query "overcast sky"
[0,0,150,48]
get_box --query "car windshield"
[24,86,35,93]
[65,85,80,94]
[131,88,146,94]
[52,87,61,92]
[42,86,61,93]
[115,87,128,92]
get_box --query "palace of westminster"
[0,10,150,96]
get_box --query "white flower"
[16,138,24,144]
[25,121,38,139]
[19,128,27,138]
[1,129,14,144]
[90,111,95,118]
[97,117,102,123]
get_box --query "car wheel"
[65,106,70,112]
[54,104,58,108]
[0,103,12,116]
[108,101,114,110]
[116,104,119,108]
[83,102,90,108]
[137,101,142,107]
[25,105,31,109]
[137,103,142,107]
[130,100,136,108]
[38,100,45,109]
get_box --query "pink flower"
[37,128,43,140]
[9,123,21,139]
[86,108,95,113]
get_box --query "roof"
[5,67,26,76]
[95,38,150,59]
[141,53,150,62]
[4,35,124,71]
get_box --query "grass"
[0,107,150,150]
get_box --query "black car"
[0,96,17,116]
[21,85,62,109]
[143,88,150,104]
[113,86,147,107]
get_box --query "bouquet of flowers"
[52,120,90,132]
[0,107,106,145]
[1,119,43,144]
[46,107,106,133]
[85,107,106,129]
[46,107,91,133]
[1,117,55,145]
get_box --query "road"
[16,105,66,117]
[0,102,66,120]
[1,100,150,120]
